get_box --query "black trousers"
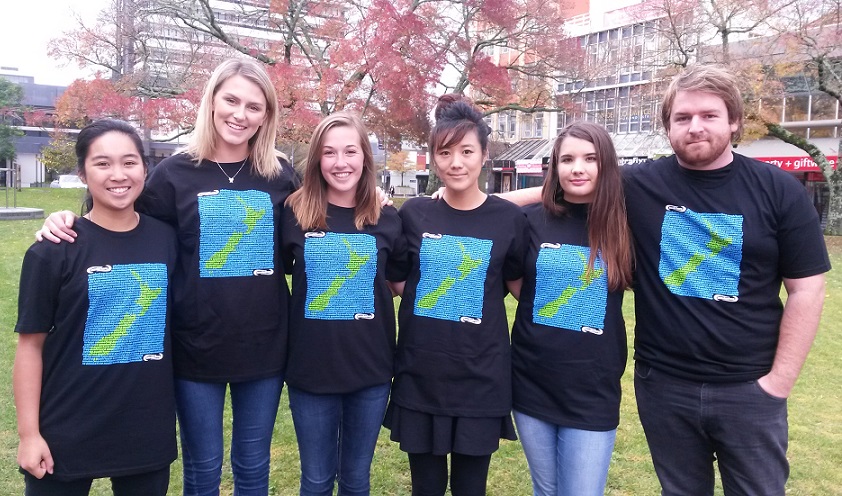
[24,465,170,496]
[408,452,492,496]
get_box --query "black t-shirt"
[624,153,831,381]
[511,202,626,431]
[281,204,407,393]
[15,215,177,480]
[139,153,299,382]
[390,196,527,417]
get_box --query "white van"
[50,175,87,189]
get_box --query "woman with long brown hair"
[508,121,633,495]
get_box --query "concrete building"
[0,70,68,188]
[480,0,838,223]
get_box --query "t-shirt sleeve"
[138,160,177,224]
[280,157,302,191]
[775,176,831,279]
[15,244,62,334]
[384,208,409,282]
[391,202,416,282]
[503,208,528,281]
[280,207,296,275]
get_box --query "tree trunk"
[765,122,842,235]
[827,169,842,235]
[425,168,441,196]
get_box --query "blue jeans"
[175,375,284,496]
[288,383,391,496]
[513,411,615,496]
[634,361,788,496]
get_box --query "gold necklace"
[214,158,248,183]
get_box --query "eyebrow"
[89,153,141,161]
[673,108,723,115]
[220,93,264,106]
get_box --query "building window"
[784,94,810,122]
[811,93,838,120]
[508,111,516,139]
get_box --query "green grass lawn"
[1,189,840,495]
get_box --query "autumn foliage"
[50,0,584,144]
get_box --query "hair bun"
[434,93,471,120]
[433,94,491,139]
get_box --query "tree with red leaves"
[142,0,583,144]
[49,0,587,168]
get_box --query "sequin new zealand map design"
[659,207,743,301]
[533,244,607,333]
[198,189,274,278]
[83,263,168,365]
[414,234,492,323]
[304,232,377,320]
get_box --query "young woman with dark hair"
[15,119,178,495]
[509,121,633,495]
[384,94,527,495]
[282,111,406,495]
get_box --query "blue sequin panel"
[198,189,274,278]
[414,234,492,323]
[659,208,743,301]
[83,263,168,365]
[303,232,377,320]
[533,244,607,332]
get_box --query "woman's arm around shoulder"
[35,211,78,244]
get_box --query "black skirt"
[383,402,517,456]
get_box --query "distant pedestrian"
[389,185,395,198]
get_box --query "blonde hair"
[185,58,283,179]
[286,111,380,230]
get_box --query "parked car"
[50,175,87,189]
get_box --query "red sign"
[755,156,837,172]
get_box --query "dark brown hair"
[542,121,633,291]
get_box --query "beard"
[671,132,733,170]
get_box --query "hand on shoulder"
[35,211,78,244]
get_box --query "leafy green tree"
[0,78,24,165]
[41,132,78,175]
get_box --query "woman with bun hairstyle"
[509,121,633,496]
[384,95,527,495]
[36,58,299,496]
[281,111,406,495]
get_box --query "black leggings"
[23,466,170,496]
[408,452,492,496]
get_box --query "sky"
[0,0,108,86]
